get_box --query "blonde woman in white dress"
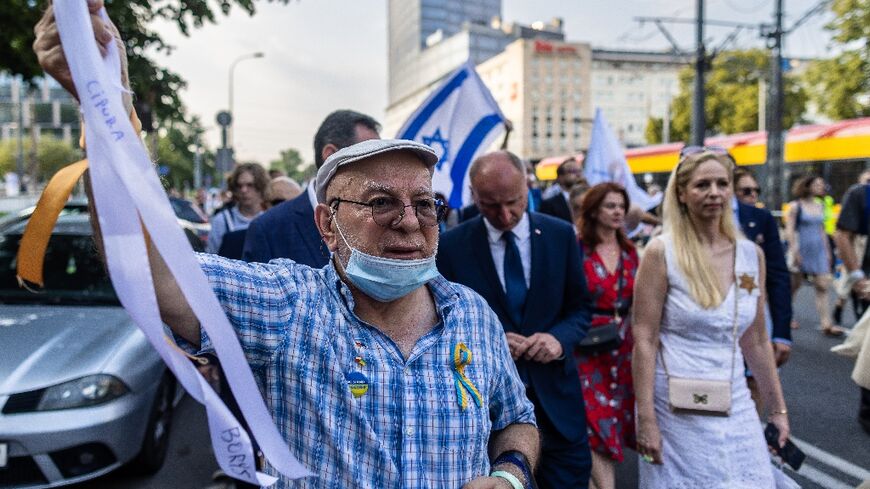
[632,148,790,488]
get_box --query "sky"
[151,0,835,167]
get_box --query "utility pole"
[764,0,785,208]
[691,0,706,146]
[758,78,767,132]
[663,92,672,144]
[636,10,756,147]
[15,79,25,194]
[193,139,203,190]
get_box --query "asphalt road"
[79,285,869,489]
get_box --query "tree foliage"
[0,135,82,181]
[646,49,809,144]
[1,0,289,126]
[803,0,870,119]
[270,148,314,182]
[156,117,217,190]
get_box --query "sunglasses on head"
[738,186,761,197]
[679,145,730,157]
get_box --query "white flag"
[585,108,662,211]
[397,60,506,208]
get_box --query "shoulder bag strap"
[660,244,739,381]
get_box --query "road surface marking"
[791,435,870,481]
[786,462,857,489]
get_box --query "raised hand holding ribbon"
[49,1,310,484]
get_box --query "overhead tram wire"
[724,0,772,14]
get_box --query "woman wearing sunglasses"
[632,147,788,488]
[785,175,843,336]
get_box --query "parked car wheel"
[131,372,176,474]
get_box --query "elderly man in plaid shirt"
[179,140,540,489]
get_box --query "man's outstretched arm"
[37,1,201,345]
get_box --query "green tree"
[0,135,82,182]
[652,49,809,144]
[803,0,870,119]
[156,117,217,190]
[1,1,290,126]
[644,116,679,145]
[270,148,314,182]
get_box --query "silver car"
[0,213,179,487]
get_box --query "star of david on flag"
[422,128,450,170]
[397,60,507,209]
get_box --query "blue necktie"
[502,231,527,325]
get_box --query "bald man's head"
[469,151,528,231]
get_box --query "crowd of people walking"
[31,3,870,486]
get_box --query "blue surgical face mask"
[332,212,439,302]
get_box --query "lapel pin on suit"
[534,228,542,235]
[748,221,757,228]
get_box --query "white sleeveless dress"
[638,235,775,488]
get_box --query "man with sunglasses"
[540,157,586,223]
[734,168,762,206]
[680,149,792,367]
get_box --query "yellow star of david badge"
[738,273,757,294]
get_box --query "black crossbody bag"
[577,247,626,354]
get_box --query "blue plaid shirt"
[186,254,536,488]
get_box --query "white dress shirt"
[483,213,532,291]
[541,183,563,200]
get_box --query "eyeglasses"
[738,186,761,197]
[331,196,447,228]
[679,145,729,157]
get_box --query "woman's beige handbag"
[662,250,739,417]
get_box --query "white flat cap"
[315,139,439,204]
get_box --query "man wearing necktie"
[438,151,594,488]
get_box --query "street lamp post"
[227,51,264,149]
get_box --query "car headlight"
[3,374,130,413]
[37,374,129,411]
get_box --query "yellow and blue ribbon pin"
[452,342,483,410]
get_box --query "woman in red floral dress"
[571,182,638,489]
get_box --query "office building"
[476,38,593,161]
[590,49,684,147]
[385,0,563,135]
[0,73,80,145]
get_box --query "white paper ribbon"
[53,2,311,485]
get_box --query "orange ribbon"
[16,110,141,288]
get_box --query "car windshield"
[170,198,207,224]
[0,232,118,306]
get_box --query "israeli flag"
[397,60,506,208]
[585,108,662,211]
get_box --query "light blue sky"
[152,0,833,167]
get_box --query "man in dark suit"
[242,110,380,265]
[539,190,573,223]
[437,151,593,488]
[539,158,586,224]
[733,168,792,364]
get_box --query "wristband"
[493,450,533,487]
[491,470,524,489]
